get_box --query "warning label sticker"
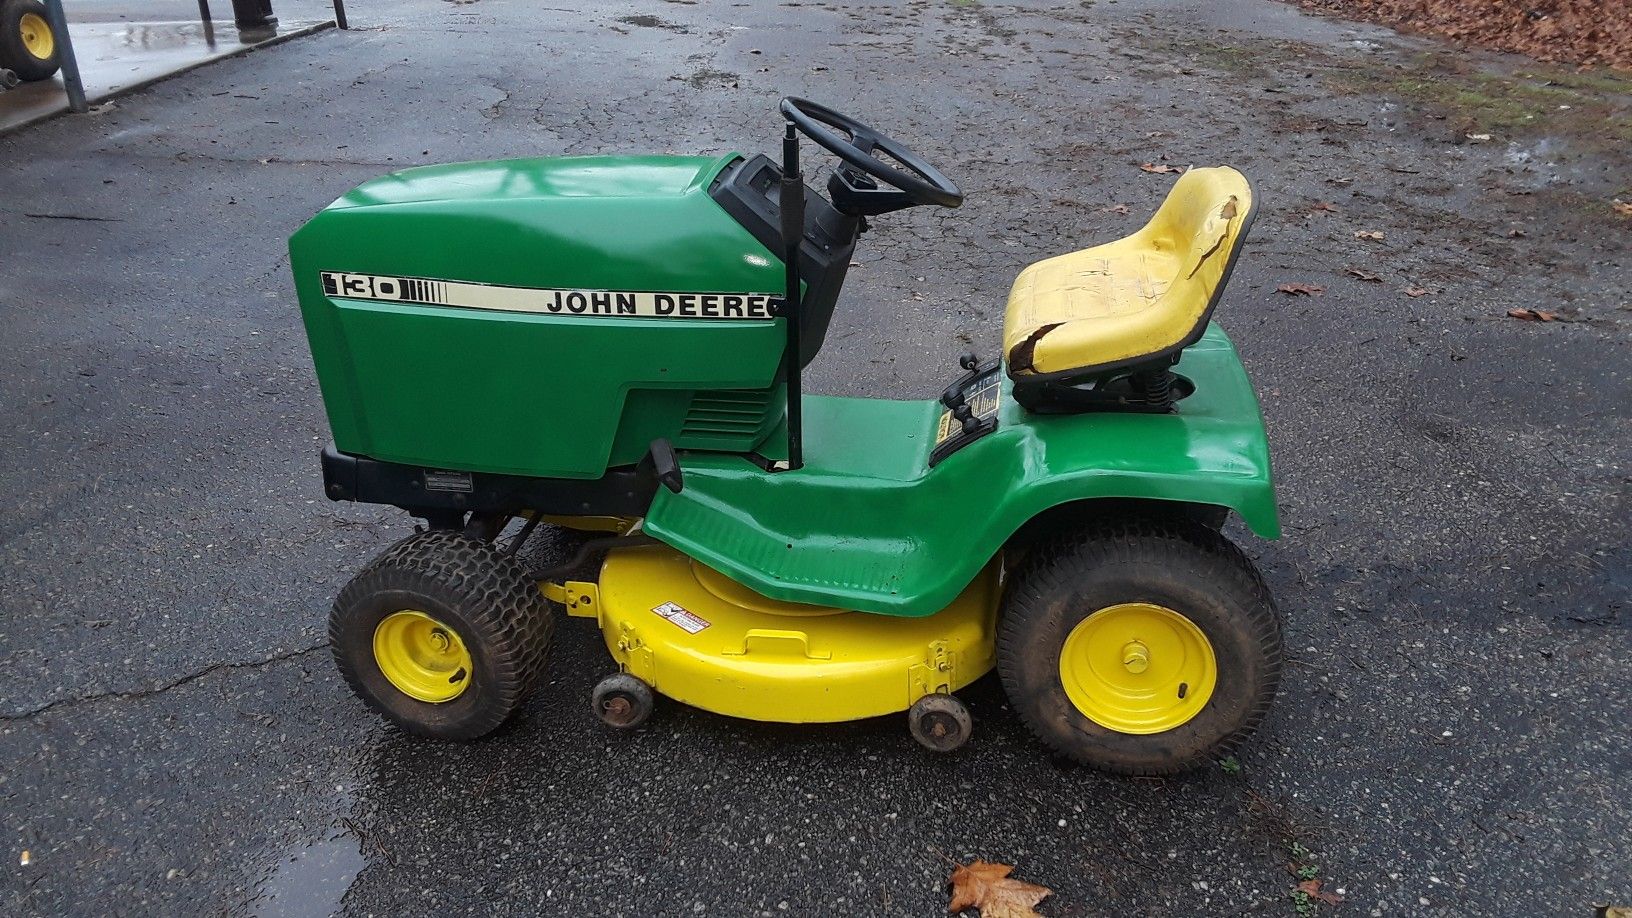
[653,601,710,634]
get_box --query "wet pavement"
[1,0,1628,915]
[0,0,337,132]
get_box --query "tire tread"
[997,517,1281,776]
[331,529,551,739]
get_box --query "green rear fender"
[644,325,1279,618]
[986,399,1281,542]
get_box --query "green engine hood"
[290,154,795,478]
[329,155,739,209]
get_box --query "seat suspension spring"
[1130,368,1174,408]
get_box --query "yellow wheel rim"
[19,12,53,61]
[373,610,474,703]
[1059,602,1216,734]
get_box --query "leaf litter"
[947,860,1053,917]
[1507,307,1567,321]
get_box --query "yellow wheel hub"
[19,12,53,60]
[373,610,473,703]
[1059,602,1216,734]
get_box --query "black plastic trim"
[709,154,859,367]
[321,444,657,519]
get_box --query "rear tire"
[1187,504,1231,531]
[331,530,552,740]
[0,0,61,82]
[997,519,1281,775]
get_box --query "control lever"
[644,439,685,494]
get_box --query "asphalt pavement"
[1,0,1627,915]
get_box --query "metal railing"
[34,0,349,115]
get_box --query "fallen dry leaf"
[1309,201,1339,213]
[1139,162,1184,174]
[1292,0,1628,68]
[1347,268,1382,282]
[1506,227,1527,238]
[948,861,1053,918]
[1507,308,1560,322]
[1404,286,1430,297]
[1276,283,1324,296]
[1613,201,1632,218]
[1354,230,1385,241]
[19,850,30,867]
[1101,203,1131,215]
[1296,878,1344,906]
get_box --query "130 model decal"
[320,272,778,320]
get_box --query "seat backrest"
[1139,166,1254,326]
[1002,166,1256,393]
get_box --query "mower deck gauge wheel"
[908,693,973,753]
[592,673,654,729]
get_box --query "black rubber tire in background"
[997,519,1282,776]
[330,530,553,740]
[0,0,61,82]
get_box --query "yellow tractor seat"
[1003,166,1255,383]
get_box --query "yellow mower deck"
[549,544,1001,723]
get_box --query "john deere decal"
[320,272,777,320]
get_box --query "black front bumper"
[321,444,657,518]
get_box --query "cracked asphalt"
[2,0,1628,915]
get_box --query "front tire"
[331,530,552,740]
[997,519,1281,775]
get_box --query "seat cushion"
[1003,167,1253,378]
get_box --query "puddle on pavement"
[254,832,365,918]
[1500,135,1604,189]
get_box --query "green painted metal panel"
[290,154,789,477]
[644,324,1278,617]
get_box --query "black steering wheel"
[780,97,963,209]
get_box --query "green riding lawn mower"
[293,98,1283,775]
